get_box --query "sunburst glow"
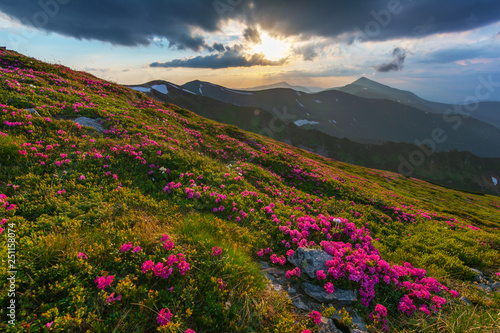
[252,34,290,60]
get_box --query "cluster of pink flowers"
[370,304,388,331]
[270,254,286,265]
[285,267,301,279]
[161,234,175,251]
[120,242,141,253]
[95,275,114,289]
[106,292,121,304]
[142,253,190,278]
[157,308,173,326]
[0,194,17,211]
[274,213,459,316]
[212,246,222,256]
[163,181,182,193]
[77,252,88,259]
[309,310,322,325]
[256,247,272,257]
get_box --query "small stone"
[302,282,357,305]
[289,248,333,279]
[72,117,104,132]
[476,283,492,293]
[467,267,483,283]
[460,296,471,306]
[490,282,500,291]
[25,108,40,116]
[318,318,341,333]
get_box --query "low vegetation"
[0,49,499,332]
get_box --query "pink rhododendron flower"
[95,275,113,289]
[185,329,196,333]
[324,282,335,294]
[141,260,154,273]
[217,278,226,290]
[120,242,132,252]
[132,246,141,253]
[106,292,121,304]
[375,304,388,317]
[79,175,85,180]
[212,246,222,256]
[157,308,173,326]
[178,261,190,275]
[164,239,175,251]
[310,310,322,325]
[316,270,326,280]
[419,304,431,315]
[46,321,53,328]
[77,252,88,259]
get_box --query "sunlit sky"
[1,0,500,103]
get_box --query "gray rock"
[302,282,357,305]
[460,296,471,306]
[476,283,492,293]
[291,296,310,311]
[490,282,500,291]
[468,267,483,282]
[330,308,367,332]
[288,247,333,279]
[318,317,342,333]
[24,108,40,116]
[72,117,103,132]
[259,261,269,269]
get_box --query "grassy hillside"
[1,49,500,332]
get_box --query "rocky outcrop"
[467,266,500,293]
[72,117,104,132]
[260,255,367,333]
[302,282,357,305]
[288,247,333,279]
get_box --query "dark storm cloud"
[375,47,408,72]
[150,48,288,69]
[245,0,500,42]
[1,0,500,50]
[243,27,262,44]
[0,0,220,50]
[212,42,226,52]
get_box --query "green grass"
[0,49,499,332]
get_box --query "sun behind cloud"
[252,33,290,61]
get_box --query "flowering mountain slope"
[0,49,499,332]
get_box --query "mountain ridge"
[127,79,500,195]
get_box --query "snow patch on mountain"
[294,119,320,126]
[152,84,168,94]
[199,84,203,95]
[313,99,322,103]
[296,99,305,108]
[130,86,151,93]
[493,177,498,186]
[183,88,196,95]
[296,91,301,96]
